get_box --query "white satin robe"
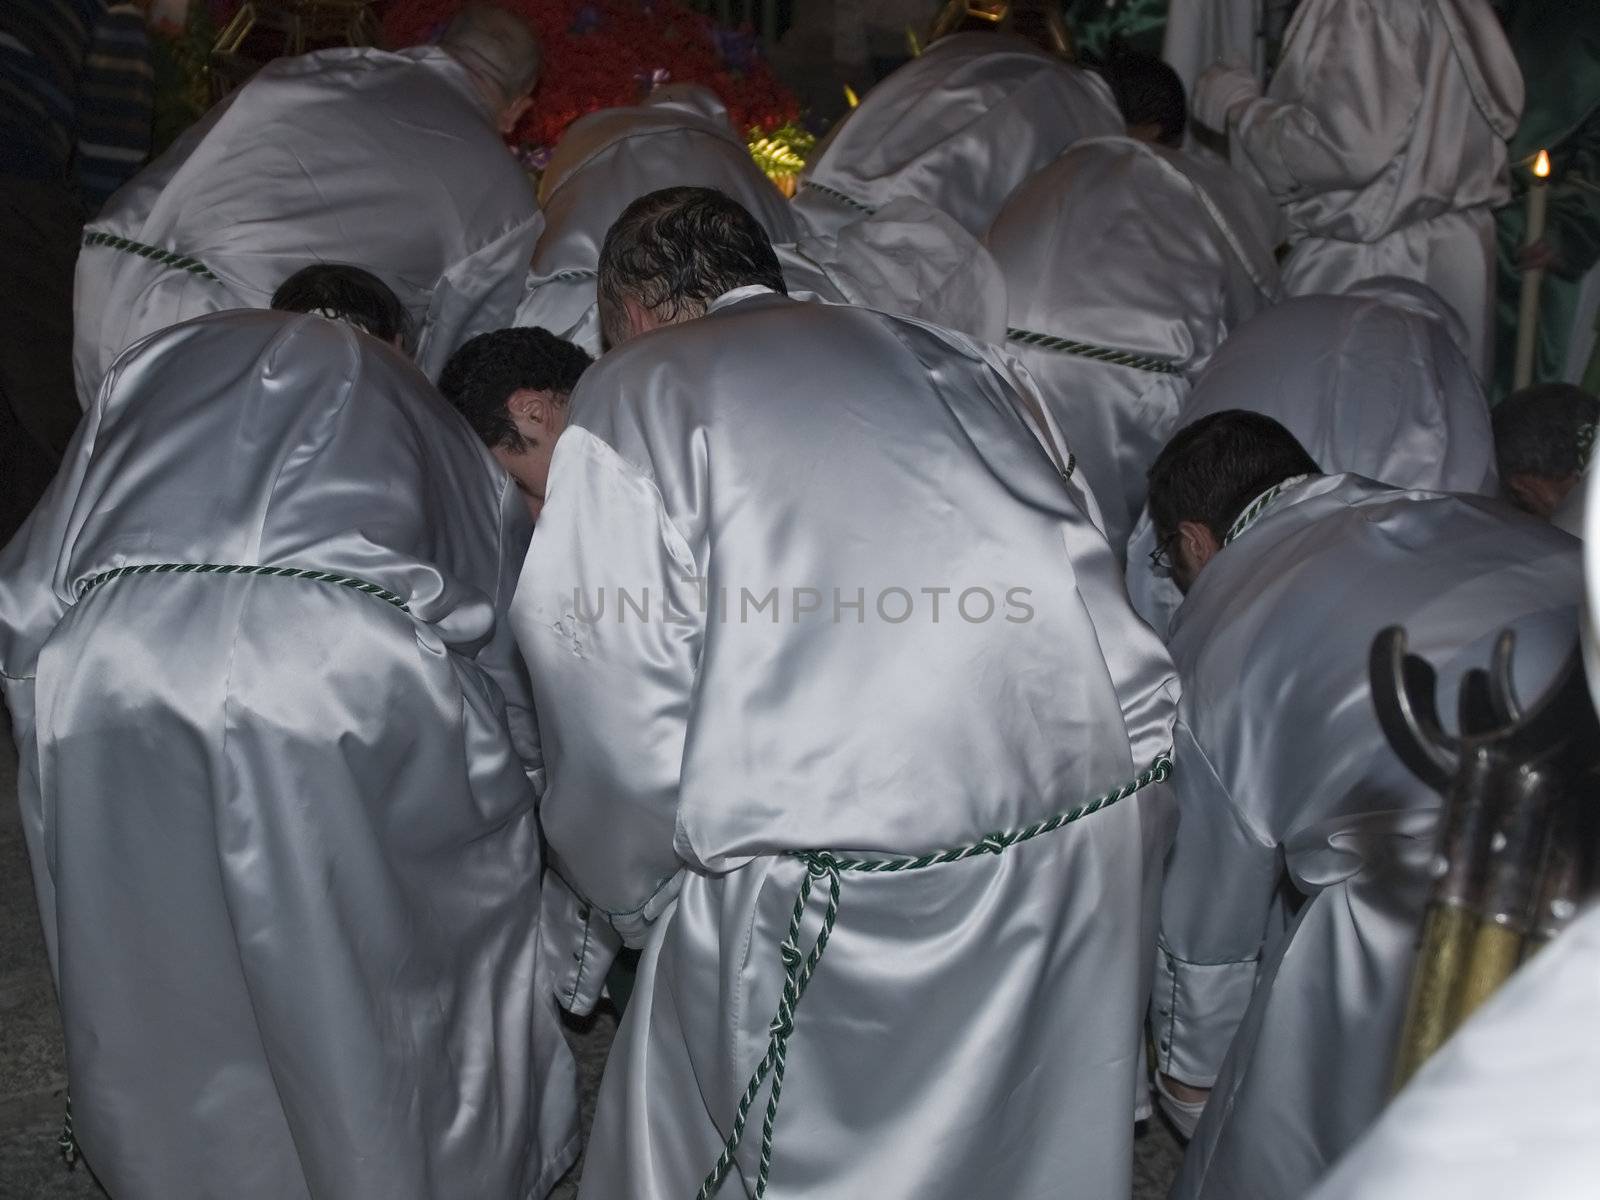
[985,135,1280,557]
[511,88,797,356]
[1126,279,1498,630]
[1163,0,1262,94]
[1307,899,1600,1200]
[1209,0,1524,377]
[74,46,541,405]
[513,288,1180,1199]
[0,312,578,1200]
[1154,473,1581,1200]
[775,197,1009,344]
[792,32,1124,239]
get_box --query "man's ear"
[499,94,535,136]
[623,296,664,341]
[1177,519,1222,576]
[506,388,552,434]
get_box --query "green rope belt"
[696,752,1173,1198]
[547,268,598,283]
[77,562,411,612]
[798,179,876,215]
[1006,328,1181,376]
[82,232,219,282]
[1223,473,1315,546]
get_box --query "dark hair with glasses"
[1147,410,1322,556]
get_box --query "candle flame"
[1533,149,1551,179]
[843,84,860,109]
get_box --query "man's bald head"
[441,4,542,133]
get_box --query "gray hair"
[597,186,786,349]
[440,4,542,109]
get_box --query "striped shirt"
[1,0,152,212]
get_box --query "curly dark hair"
[597,186,786,348]
[437,327,593,450]
[1492,382,1600,481]
[271,263,412,348]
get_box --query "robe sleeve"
[479,465,543,792]
[1226,0,1424,199]
[1151,718,1282,1087]
[414,208,544,381]
[511,426,704,946]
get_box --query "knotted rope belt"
[82,232,220,282]
[697,753,1174,1198]
[77,562,411,612]
[1006,328,1181,376]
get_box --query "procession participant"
[1492,0,1600,400]
[514,84,797,355]
[1306,900,1600,1200]
[1190,0,1525,378]
[791,24,1123,239]
[271,262,414,349]
[0,308,579,1200]
[774,196,1009,344]
[985,133,1279,557]
[74,2,544,406]
[1145,411,1580,1200]
[439,325,593,522]
[1125,278,1498,630]
[513,187,1179,1199]
[1492,381,1599,537]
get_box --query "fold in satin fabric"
[1125,280,1498,632]
[511,90,797,355]
[775,197,1010,345]
[1154,473,1581,1200]
[74,46,542,406]
[1306,900,1600,1200]
[1212,0,1523,377]
[985,135,1280,557]
[513,290,1178,1198]
[792,32,1123,239]
[0,311,578,1200]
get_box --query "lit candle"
[1513,149,1552,391]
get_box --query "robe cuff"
[540,871,622,1016]
[1151,940,1260,1086]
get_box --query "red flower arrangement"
[381,0,800,154]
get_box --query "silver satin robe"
[792,32,1124,238]
[1307,899,1600,1200]
[513,288,1180,1199]
[74,46,542,405]
[1215,0,1524,377]
[511,88,798,356]
[774,197,1009,344]
[1125,279,1499,632]
[1153,473,1581,1200]
[985,134,1280,558]
[0,312,578,1200]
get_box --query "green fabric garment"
[1493,0,1600,400]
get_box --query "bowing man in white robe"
[984,133,1279,558]
[1145,411,1580,1200]
[74,3,545,407]
[512,188,1179,1199]
[792,30,1123,239]
[0,308,578,1199]
[1190,0,1524,378]
[1306,900,1600,1200]
[1125,278,1498,630]
[513,84,797,356]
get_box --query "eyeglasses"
[1149,531,1180,575]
